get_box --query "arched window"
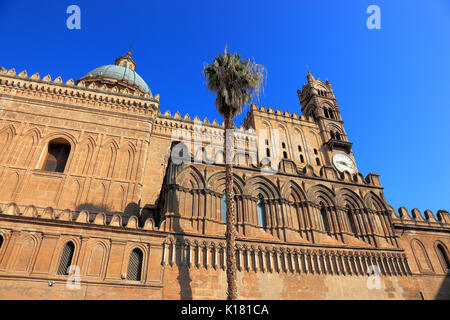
[313,149,318,155]
[256,196,266,228]
[437,244,450,270]
[298,145,302,152]
[266,148,270,157]
[330,131,335,139]
[329,109,334,119]
[42,138,71,173]
[316,157,320,165]
[281,142,286,149]
[283,151,288,159]
[265,139,269,145]
[57,241,75,275]
[300,154,304,163]
[127,248,143,281]
[346,205,357,234]
[324,109,329,118]
[221,194,227,223]
[336,132,341,140]
[320,203,330,234]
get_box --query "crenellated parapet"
[243,103,318,130]
[388,206,450,230]
[0,202,157,231]
[0,66,159,117]
[154,110,258,150]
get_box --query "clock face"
[332,153,356,174]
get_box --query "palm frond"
[203,47,266,118]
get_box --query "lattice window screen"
[57,241,75,275]
[127,248,143,281]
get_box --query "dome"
[78,52,152,97]
[81,65,151,95]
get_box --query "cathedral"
[0,52,448,299]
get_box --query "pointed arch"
[175,165,206,189]
[306,184,336,206]
[207,171,244,195]
[0,171,20,201]
[57,241,75,275]
[434,241,450,272]
[13,234,40,272]
[336,188,364,209]
[364,192,387,212]
[60,179,81,209]
[74,135,96,175]
[85,241,108,277]
[15,127,41,167]
[110,184,126,213]
[281,180,306,203]
[114,141,136,180]
[0,124,17,164]
[243,176,280,199]
[88,182,107,211]
[411,238,434,273]
[96,138,119,178]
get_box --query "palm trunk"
[224,109,237,300]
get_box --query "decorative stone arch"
[293,127,308,160]
[207,171,244,195]
[243,176,280,199]
[327,123,344,134]
[81,238,110,279]
[277,123,292,158]
[74,135,97,175]
[0,124,17,164]
[364,192,387,212]
[14,126,42,167]
[307,184,336,206]
[115,140,137,180]
[308,130,324,165]
[363,191,391,238]
[95,137,119,178]
[175,165,205,189]
[336,188,364,209]
[280,180,310,239]
[411,238,434,274]
[10,232,42,273]
[1,172,20,202]
[281,180,306,203]
[434,240,450,273]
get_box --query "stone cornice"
[0,68,159,118]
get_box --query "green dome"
[80,64,151,96]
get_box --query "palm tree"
[203,47,265,300]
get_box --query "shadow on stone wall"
[435,273,450,299]
[171,191,193,300]
[75,202,139,217]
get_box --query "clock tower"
[297,71,357,174]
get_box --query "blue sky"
[0,0,449,216]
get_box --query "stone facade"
[0,55,448,299]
